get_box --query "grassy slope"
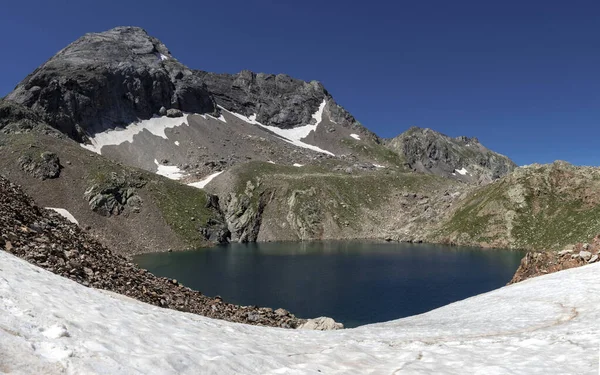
[437,162,600,250]
[0,133,221,251]
[225,161,459,240]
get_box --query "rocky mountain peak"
[386,126,516,183]
[6,26,215,142]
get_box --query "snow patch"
[373,164,385,168]
[0,250,599,374]
[35,342,73,362]
[293,163,304,167]
[154,159,184,180]
[42,324,70,339]
[350,133,361,140]
[45,208,79,225]
[187,171,224,189]
[267,160,275,164]
[159,54,169,61]
[174,141,180,146]
[208,114,227,123]
[219,101,335,156]
[456,168,469,176]
[81,115,189,155]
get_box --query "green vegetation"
[340,139,406,167]
[147,180,217,246]
[440,163,600,250]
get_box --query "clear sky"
[1,0,598,166]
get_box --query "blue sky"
[1,0,598,166]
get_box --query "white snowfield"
[455,167,469,176]
[220,101,336,156]
[44,208,79,225]
[154,159,184,180]
[81,115,190,155]
[0,251,598,375]
[187,171,224,189]
[350,133,361,140]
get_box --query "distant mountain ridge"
[386,127,517,184]
[4,26,513,185]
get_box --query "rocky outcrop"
[386,127,516,183]
[18,151,61,180]
[297,317,344,330]
[510,237,600,284]
[6,27,216,142]
[223,179,271,242]
[196,70,373,135]
[0,175,306,328]
[200,193,230,244]
[0,99,65,138]
[84,171,146,216]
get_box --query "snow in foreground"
[0,251,598,375]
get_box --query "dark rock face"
[0,175,305,328]
[18,151,62,180]
[387,127,517,183]
[196,70,369,133]
[0,99,65,138]
[6,27,216,142]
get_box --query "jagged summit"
[7,26,215,141]
[386,126,516,183]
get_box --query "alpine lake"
[134,241,525,328]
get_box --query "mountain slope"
[387,127,517,184]
[0,104,228,254]
[6,26,216,141]
[5,26,514,186]
[436,161,600,250]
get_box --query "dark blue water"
[134,241,524,328]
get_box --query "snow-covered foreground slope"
[0,251,598,375]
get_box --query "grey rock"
[588,254,598,263]
[385,127,516,183]
[166,108,183,118]
[0,99,66,138]
[158,106,167,116]
[196,70,373,136]
[297,317,344,331]
[579,251,592,261]
[6,26,215,142]
[18,151,61,180]
[274,308,289,317]
[557,249,573,256]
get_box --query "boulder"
[166,108,183,118]
[579,251,592,261]
[297,317,344,331]
[588,254,598,264]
